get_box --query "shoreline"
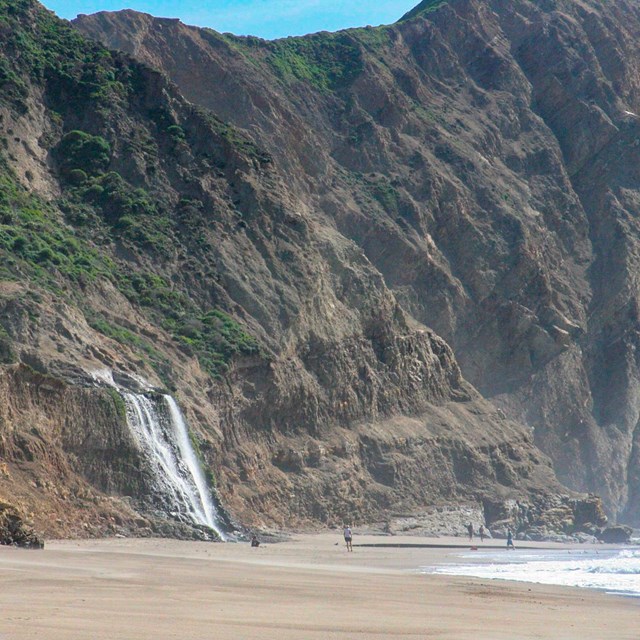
[0,534,637,639]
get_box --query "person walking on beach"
[506,528,515,550]
[479,525,485,542]
[343,525,353,552]
[467,522,474,542]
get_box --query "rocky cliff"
[0,0,621,540]
[74,0,640,526]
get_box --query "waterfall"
[122,393,226,540]
[91,369,226,540]
[164,396,223,535]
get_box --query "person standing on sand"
[479,525,485,542]
[467,522,474,541]
[506,528,515,550]
[343,525,353,552]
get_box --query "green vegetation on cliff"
[0,0,263,379]
[0,170,108,287]
[0,324,16,363]
[266,33,364,91]
[400,0,449,20]
[0,0,130,114]
[170,310,259,377]
[56,130,111,178]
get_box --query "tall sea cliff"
[0,0,634,538]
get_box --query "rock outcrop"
[597,525,633,544]
[74,0,640,526]
[0,500,43,547]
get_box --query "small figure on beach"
[479,525,485,542]
[251,535,260,548]
[467,522,474,541]
[506,528,515,550]
[343,525,353,552]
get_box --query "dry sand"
[0,533,637,639]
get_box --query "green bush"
[0,173,108,288]
[166,124,186,140]
[74,173,172,254]
[173,309,259,377]
[0,324,15,364]
[67,168,87,185]
[57,130,111,178]
[266,33,363,92]
[11,235,27,251]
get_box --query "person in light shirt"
[343,525,353,552]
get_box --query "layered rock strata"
[75,0,640,524]
[0,0,626,538]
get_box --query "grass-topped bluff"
[400,0,449,20]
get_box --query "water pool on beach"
[422,548,640,597]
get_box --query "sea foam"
[423,548,640,597]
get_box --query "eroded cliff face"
[0,0,615,539]
[74,0,640,524]
[0,237,574,537]
[0,361,138,537]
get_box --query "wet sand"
[0,534,637,639]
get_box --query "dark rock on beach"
[597,525,633,544]
[0,502,44,548]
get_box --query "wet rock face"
[0,363,233,539]
[0,364,148,538]
[0,358,579,537]
[74,0,640,525]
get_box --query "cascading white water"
[164,396,224,536]
[122,393,226,540]
[91,369,226,540]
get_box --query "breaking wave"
[423,548,640,596]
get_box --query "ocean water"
[422,548,640,597]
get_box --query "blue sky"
[43,0,421,39]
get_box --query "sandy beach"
[0,534,637,639]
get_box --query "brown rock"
[1,0,639,538]
[0,501,43,548]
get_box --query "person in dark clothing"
[251,535,260,548]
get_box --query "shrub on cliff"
[0,324,15,364]
[266,32,363,91]
[57,130,111,178]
